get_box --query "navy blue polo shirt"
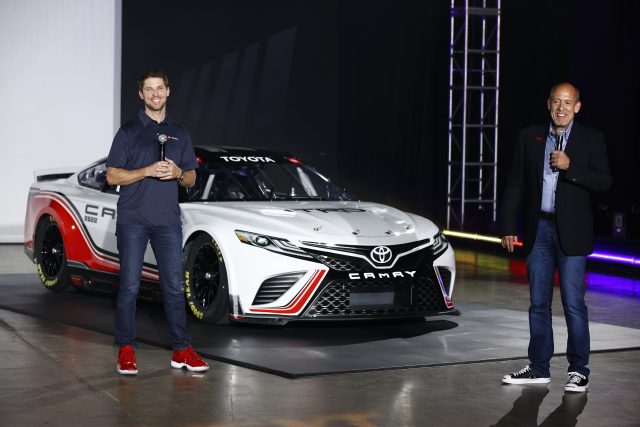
[106,110,198,226]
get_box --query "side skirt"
[67,267,162,302]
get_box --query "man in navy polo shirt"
[106,70,209,375]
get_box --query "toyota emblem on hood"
[370,246,392,264]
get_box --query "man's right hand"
[501,235,519,253]
[108,162,169,187]
[146,160,173,179]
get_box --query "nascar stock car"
[24,147,457,324]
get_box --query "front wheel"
[182,233,229,324]
[34,216,70,292]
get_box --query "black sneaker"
[565,372,589,392]
[502,365,550,384]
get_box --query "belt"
[540,211,556,220]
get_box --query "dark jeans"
[526,218,589,378]
[115,224,191,350]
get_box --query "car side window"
[78,162,119,194]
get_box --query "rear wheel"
[35,216,70,292]
[183,233,229,324]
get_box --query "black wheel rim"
[192,242,221,308]
[40,223,64,279]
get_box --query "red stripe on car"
[249,269,327,315]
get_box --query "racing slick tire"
[183,233,230,324]
[34,215,71,292]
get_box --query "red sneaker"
[117,345,138,375]
[171,346,210,372]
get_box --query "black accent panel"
[305,247,433,273]
[36,173,74,182]
[67,267,162,302]
[302,239,430,268]
[252,272,305,305]
[436,267,453,295]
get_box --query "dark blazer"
[500,122,612,256]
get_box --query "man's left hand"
[551,150,570,170]
[156,157,182,180]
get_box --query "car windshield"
[184,155,357,202]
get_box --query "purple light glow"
[586,272,640,297]
[588,251,640,266]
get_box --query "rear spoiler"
[33,167,81,182]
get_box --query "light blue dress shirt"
[540,121,574,213]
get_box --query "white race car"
[24,147,457,324]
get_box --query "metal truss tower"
[447,0,501,230]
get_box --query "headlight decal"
[235,230,312,259]
[432,232,449,259]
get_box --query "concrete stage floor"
[1,244,639,426]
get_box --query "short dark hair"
[138,70,169,91]
[549,82,580,102]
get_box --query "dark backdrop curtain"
[499,0,640,240]
[122,0,639,240]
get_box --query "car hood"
[182,200,439,240]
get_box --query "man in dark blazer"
[500,82,612,392]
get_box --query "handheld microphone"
[556,127,566,151]
[552,127,565,172]
[158,134,167,161]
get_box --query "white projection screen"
[0,0,121,242]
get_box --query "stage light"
[442,230,523,247]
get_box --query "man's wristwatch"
[178,170,184,181]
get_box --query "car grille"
[308,252,362,271]
[252,272,305,305]
[302,276,447,318]
[306,249,432,272]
